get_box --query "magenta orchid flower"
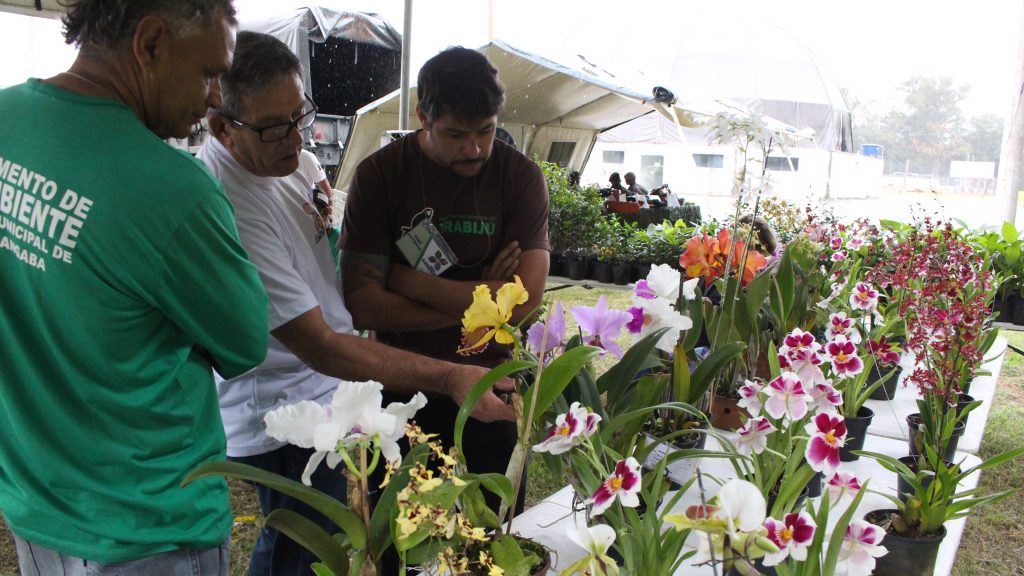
[823,335,864,379]
[763,372,811,422]
[849,282,879,311]
[830,250,848,262]
[762,512,816,566]
[825,312,861,344]
[778,328,821,360]
[586,457,642,517]
[868,336,901,366]
[625,306,644,334]
[532,401,601,455]
[826,471,862,506]
[805,412,846,476]
[525,302,566,361]
[736,379,764,417]
[735,417,775,456]
[807,380,843,415]
[837,519,888,576]
[846,236,865,250]
[571,296,633,358]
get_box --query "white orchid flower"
[563,524,619,576]
[264,380,427,485]
[629,295,693,353]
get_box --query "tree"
[898,76,968,176]
[963,114,1004,162]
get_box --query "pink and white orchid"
[807,380,843,415]
[805,412,847,476]
[532,402,601,455]
[735,417,776,456]
[825,312,861,344]
[265,380,427,485]
[826,471,863,506]
[837,519,888,576]
[736,379,765,417]
[762,512,816,566]
[763,372,811,422]
[849,282,879,311]
[586,457,642,517]
[823,335,864,379]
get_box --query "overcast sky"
[2,0,1020,119]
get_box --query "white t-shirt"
[198,138,354,457]
[297,149,327,187]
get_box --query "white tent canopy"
[335,39,744,191]
[555,12,853,151]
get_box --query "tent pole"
[398,0,413,131]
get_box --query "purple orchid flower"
[571,295,633,358]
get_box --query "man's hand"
[481,240,521,281]
[447,363,517,423]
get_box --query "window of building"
[640,155,664,188]
[766,156,799,171]
[602,150,625,164]
[547,142,576,167]
[692,153,724,168]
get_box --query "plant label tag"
[395,219,458,276]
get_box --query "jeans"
[229,444,348,576]
[14,534,229,576]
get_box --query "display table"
[508,336,1008,575]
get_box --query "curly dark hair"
[416,46,504,124]
[217,31,303,119]
[61,0,237,49]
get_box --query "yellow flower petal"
[496,275,528,319]
[462,285,502,332]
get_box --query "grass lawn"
[2,284,1023,575]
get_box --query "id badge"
[395,219,458,276]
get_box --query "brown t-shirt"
[340,132,550,366]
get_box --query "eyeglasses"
[222,94,318,142]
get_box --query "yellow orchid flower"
[459,275,528,352]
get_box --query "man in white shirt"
[197,31,515,576]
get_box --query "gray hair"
[62,0,237,49]
[217,31,303,119]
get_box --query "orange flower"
[679,229,767,286]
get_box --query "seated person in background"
[652,184,680,207]
[624,172,652,207]
[605,171,628,201]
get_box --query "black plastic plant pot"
[865,509,946,576]
[611,263,632,285]
[907,413,965,462]
[895,455,954,504]
[591,261,613,284]
[805,470,824,498]
[867,363,902,401]
[566,256,588,280]
[840,406,874,462]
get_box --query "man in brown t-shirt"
[339,47,549,506]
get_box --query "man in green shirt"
[0,1,268,574]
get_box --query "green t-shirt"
[0,80,269,562]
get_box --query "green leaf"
[474,472,515,504]
[490,535,541,576]
[454,359,534,456]
[689,341,747,402]
[524,345,603,423]
[597,327,669,408]
[184,460,365,550]
[264,508,351,576]
[1003,220,1019,243]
